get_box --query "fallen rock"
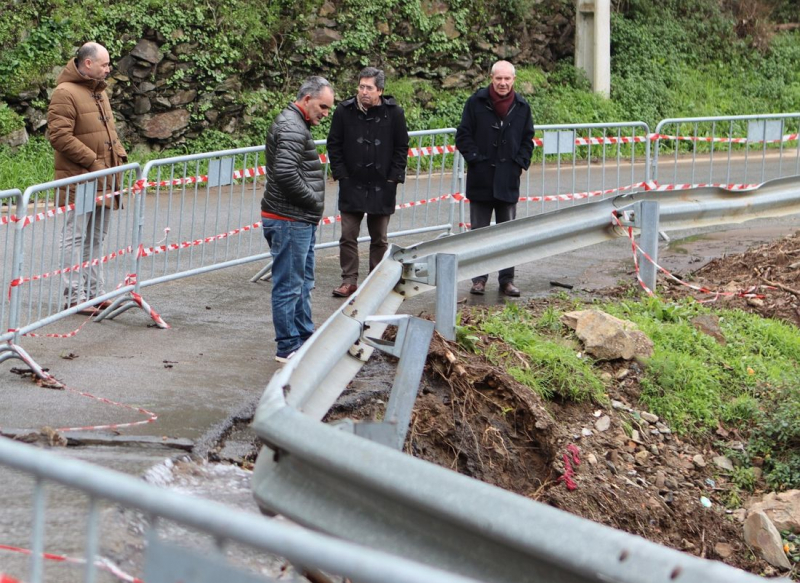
[714,542,735,559]
[640,411,659,423]
[747,490,800,533]
[713,455,734,472]
[692,454,706,468]
[692,314,726,345]
[743,510,792,569]
[561,310,654,361]
[594,415,611,432]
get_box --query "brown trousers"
[339,212,391,285]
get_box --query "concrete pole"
[575,0,611,97]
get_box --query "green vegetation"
[458,296,800,491]
[458,303,607,403]
[0,102,23,136]
[2,0,800,189]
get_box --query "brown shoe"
[332,283,357,297]
[64,301,100,316]
[501,282,521,297]
[470,280,486,295]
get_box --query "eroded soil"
[332,231,800,579]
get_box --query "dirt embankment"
[330,232,800,579]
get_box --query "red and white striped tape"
[0,544,142,583]
[654,132,800,145]
[611,210,772,300]
[319,192,460,225]
[532,135,651,147]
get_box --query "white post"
[575,0,610,97]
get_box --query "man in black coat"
[327,67,409,297]
[456,60,535,297]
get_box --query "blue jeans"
[262,218,316,357]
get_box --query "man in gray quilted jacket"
[261,76,334,363]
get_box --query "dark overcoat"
[327,96,409,215]
[455,88,535,203]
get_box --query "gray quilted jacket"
[261,104,325,224]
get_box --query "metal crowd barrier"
[0,436,480,583]
[652,113,800,187]
[0,167,146,375]
[521,121,652,218]
[0,189,22,350]
[251,176,800,583]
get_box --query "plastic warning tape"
[319,192,459,226]
[532,135,651,147]
[611,209,772,299]
[137,222,261,258]
[653,132,800,144]
[0,544,142,583]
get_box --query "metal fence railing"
[0,436,480,583]
[522,121,652,217]
[652,113,800,188]
[0,189,22,350]
[7,166,143,338]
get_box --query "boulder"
[747,490,800,533]
[130,39,164,64]
[692,314,726,345]
[561,310,654,361]
[0,127,28,148]
[169,90,197,106]
[311,27,341,46]
[139,109,190,140]
[134,96,152,115]
[743,510,791,569]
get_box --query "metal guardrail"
[251,176,800,583]
[0,436,481,583]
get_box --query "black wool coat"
[327,96,409,215]
[455,88,535,204]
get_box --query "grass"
[458,296,800,490]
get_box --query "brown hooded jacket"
[47,58,128,208]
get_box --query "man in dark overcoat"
[456,60,535,297]
[327,67,409,297]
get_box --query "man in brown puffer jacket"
[48,42,128,315]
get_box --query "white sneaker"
[274,351,297,364]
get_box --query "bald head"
[76,42,111,81]
[490,60,515,96]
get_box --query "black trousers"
[469,199,517,285]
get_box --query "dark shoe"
[332,283,357,297]
[501,282,521,297]
[470,280,486,295]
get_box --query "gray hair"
[297,76,333,100]
[491,60,516,77]
[77,42,102,63]
[358,67,385,91]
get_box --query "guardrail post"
[637,200,659,294]
[339,314,434,450]
[383,316,435,450]
[434,253,458,341]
